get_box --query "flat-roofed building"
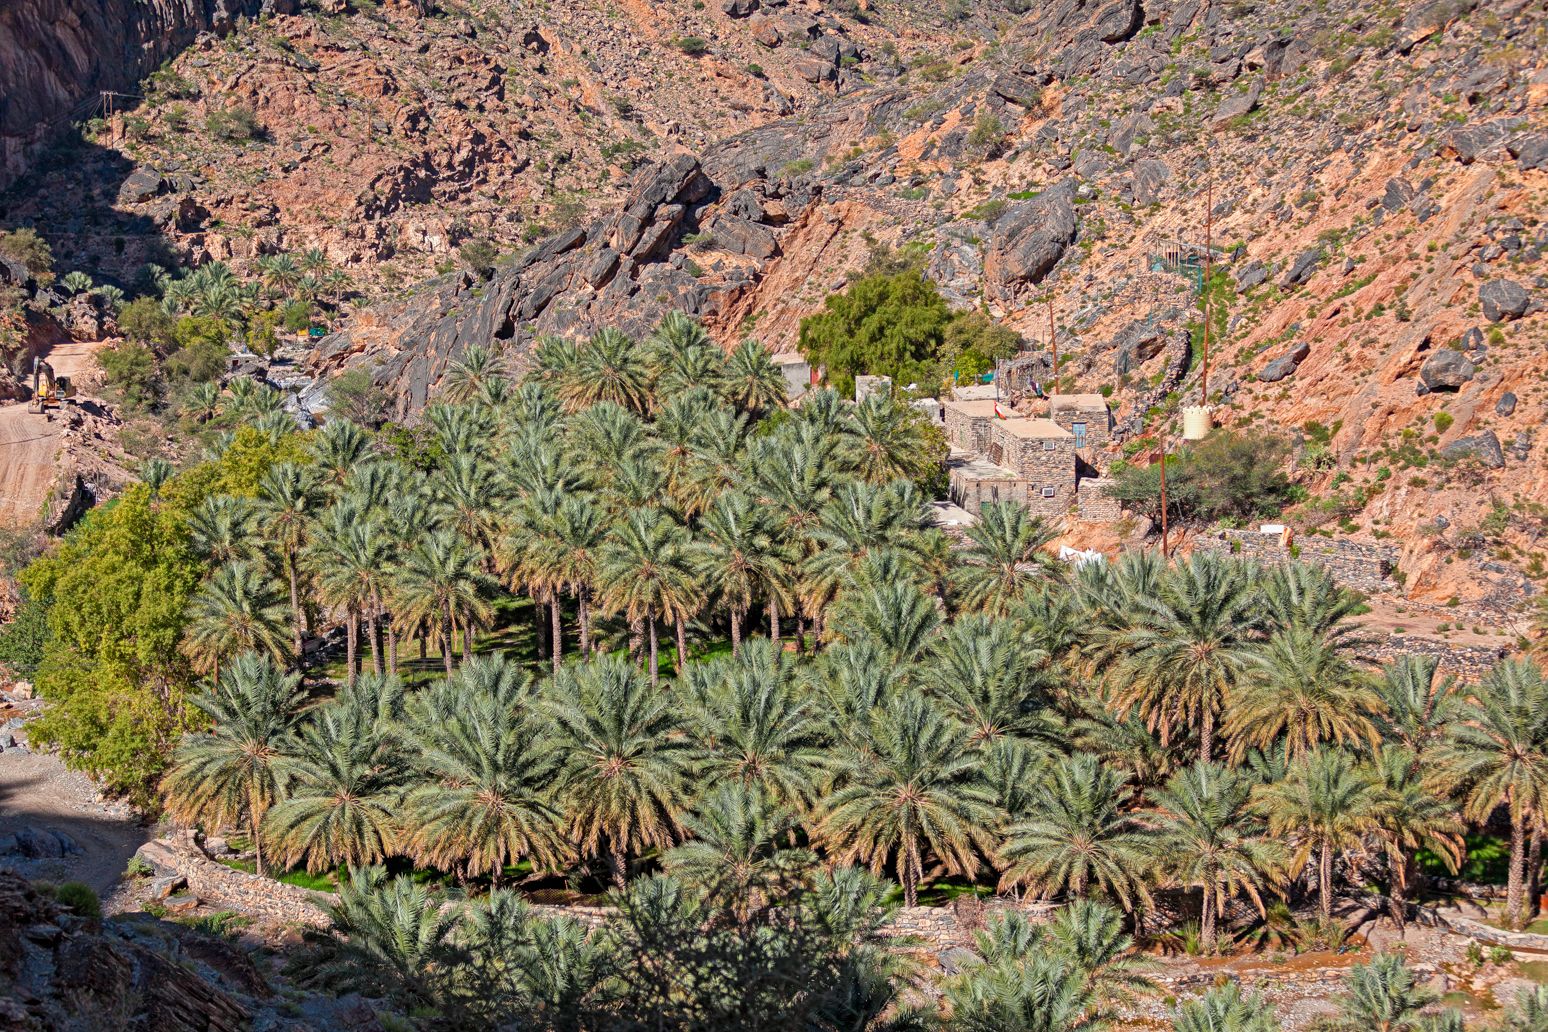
[1047,393,1113,452]
[772,351,812,400]
[943,398,1000,453]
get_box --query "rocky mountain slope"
[1,0,1545,618]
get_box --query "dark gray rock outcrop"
[1419,349,1476,390]
[982,183,1079,302]
[1443,431,1505,469]
[1258,342,1310,382]
[1480,279,1530,322]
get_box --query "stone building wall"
[1356,637,1507,680]
[1048,398,1113,452]
[991,425,1075,484]
[1193,529,1397,594]
[1077,477,1123,521]
[949,469,1067,518]
[944,408,993,453]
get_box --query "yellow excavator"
[25,357,71,420]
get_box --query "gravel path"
[0,747,153,899]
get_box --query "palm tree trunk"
[730,606,742,655]
[1390,849,1409,935]
[1531,822,1543,920]
[1510,813,1528,930]
[647,616,659,686]
[901,838,920,908]
[767,599,779,643]
[1201,884,1216,954]
[250,790,265,879]
[388,622,398,675]
[460,614,473,663]
[1319,842,1333,921]
[345,609,357,688]
[551,595,563,675]
[367,608,382,676]
[441,602,456,677]
[795,612,806,654]
[610,844,627,888]
[630,619,643,664]
[675,616,687,674]
[578,589,592,653]
[286,550,304,659]
[1200,706,1215,764]
[534,593,549,661]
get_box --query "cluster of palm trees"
[151,248,348,327]
[157,313,1548,953]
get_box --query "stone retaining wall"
[1077,477,1122,522]
[1356,636,1507,680]
[135,837,1053,951]
[1194,529,1397,594]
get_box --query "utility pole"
[1158,423,1169,559]
[1046,292,1058,383]
[1201,172,1213,404]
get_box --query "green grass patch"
[218,857,339,892]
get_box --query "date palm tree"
[1147,762,1282,953]
[827,570,942,666]
[684,641,829,813]
[545,657,696,886]
[183,560,292,676]
[1324,953,1453,1032]
[721,338,787,416]
[925,614,1058,748]
[1374,655,1466,760]
[1103,552,1260,763]
[310,418,372,490]
[1224,628,1382,762]
[392,530,494,676]
[565,327,651,413]
[1172,984,1279,1032]
[1440,659,1548,929]
[305,510,391,682]
[646,311,723,401]
[999,753,1153,912]
[163,652,308,877]
[440,343,508,404]
[954,502,1062,616]
[595,508,699,684]
[255,462,324,656]
[662,783,812,918]
[264,697,405,872]
[690,489,783,653]
[186,495,262,567]
[845,393,935,486]
[1370,745,1463,933]
[1258,559,1367,647]
[820,692,997,906]
[1255,747,1383,921]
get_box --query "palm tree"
[925,614,1057,747]
[310,418,371,489]
[690,490,784,653]
[955,502,1062,616]
[392,530,494,675]
[432,451,504,555]
[305,512,391,682]
[551,493,605,654]
[646,311,723,401]
[685,640,829,813]
[1440,659,1548,929]
[1325,953,1453,1032]
[404,671,568,883]
[1255,747,1383,921]
[1258,560,1366,647]
[564,327,651,413]
[721,338,787,415]
[1225,628,1383,762]
[257,253,302,298]
[255,462,323,656]
[942,950,1102,1032]
[595,508,699,683]
[457,890,605,1027]
[844,393,935,485]
[999,753,1153,912]
[820,692,997,906]
[545,657,696,886]
[1370,745,1463,933]
[264,699,404,872]
[827,562,942,664]
[186,495,262,566]
[1374,655,1466,760]
[441,343,508,403]
[662,783,812,917]
[498,487,570,673]
[1171,984,1279,1032]
[1147,762,1282,953]
[163,652,308,876]
[1103,552,1260,763]
[1501,985,1548,1032]
[300,865,459,1011]
[300,246,330,274]
[183,560,292,676]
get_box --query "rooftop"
[952,383,999,401]
[996,417,1073,440]
[948,448,1020,480]
[943,398,1002,419]
[1049,393,1109,410]
[770,351,807,366]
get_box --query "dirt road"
[0,340,103,530]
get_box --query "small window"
[1041,439,1056,451]
[1041,486,1056,498]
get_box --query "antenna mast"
[1201,170,1212,404]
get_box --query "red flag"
[993,401,1008,420]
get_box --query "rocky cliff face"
[0,0,262,191]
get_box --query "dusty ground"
[0,339,104,530]
[0,744,152,901]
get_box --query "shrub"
[966,111,1006,153]
[118,297,178,350]
[124,855,155,878]
[1433,411,1454,434]
[459,239,499,277]
[99,341,164,412]
[53,882,101,920]
[328,368,390,428]
[0,589,49,677]
[1107,430,1299,525]
[673,36,709,56]
[166,339,228,383]
[0,228,54,280]
[206,105,264,143]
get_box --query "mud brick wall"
[1195,529,1397,594]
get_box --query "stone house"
[1048,394,1113,452]
[771,351,812,400]
[943,398,999,452]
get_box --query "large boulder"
[1093,0,1144,43]
[1496,392,1518,417]
[1281,248,1322,287]
[1111,320,1167,375]
[117,167,164,204]
[1258,341,1310,382]
[1443,120,1511,164]
[1508,133,1548,171]
[983,184,1078,302]
[1211,80,1261,129]
[1443,430,1505,469]
[722,0,758,16]
[1480,279,1530,322]
[1419,349,1476,390]
[709,215,778,258]
[1131,158,1171,205]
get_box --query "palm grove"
[8,312,1548,1029]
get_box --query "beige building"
[943,395,1116,522]
[1048,393,1113,453]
